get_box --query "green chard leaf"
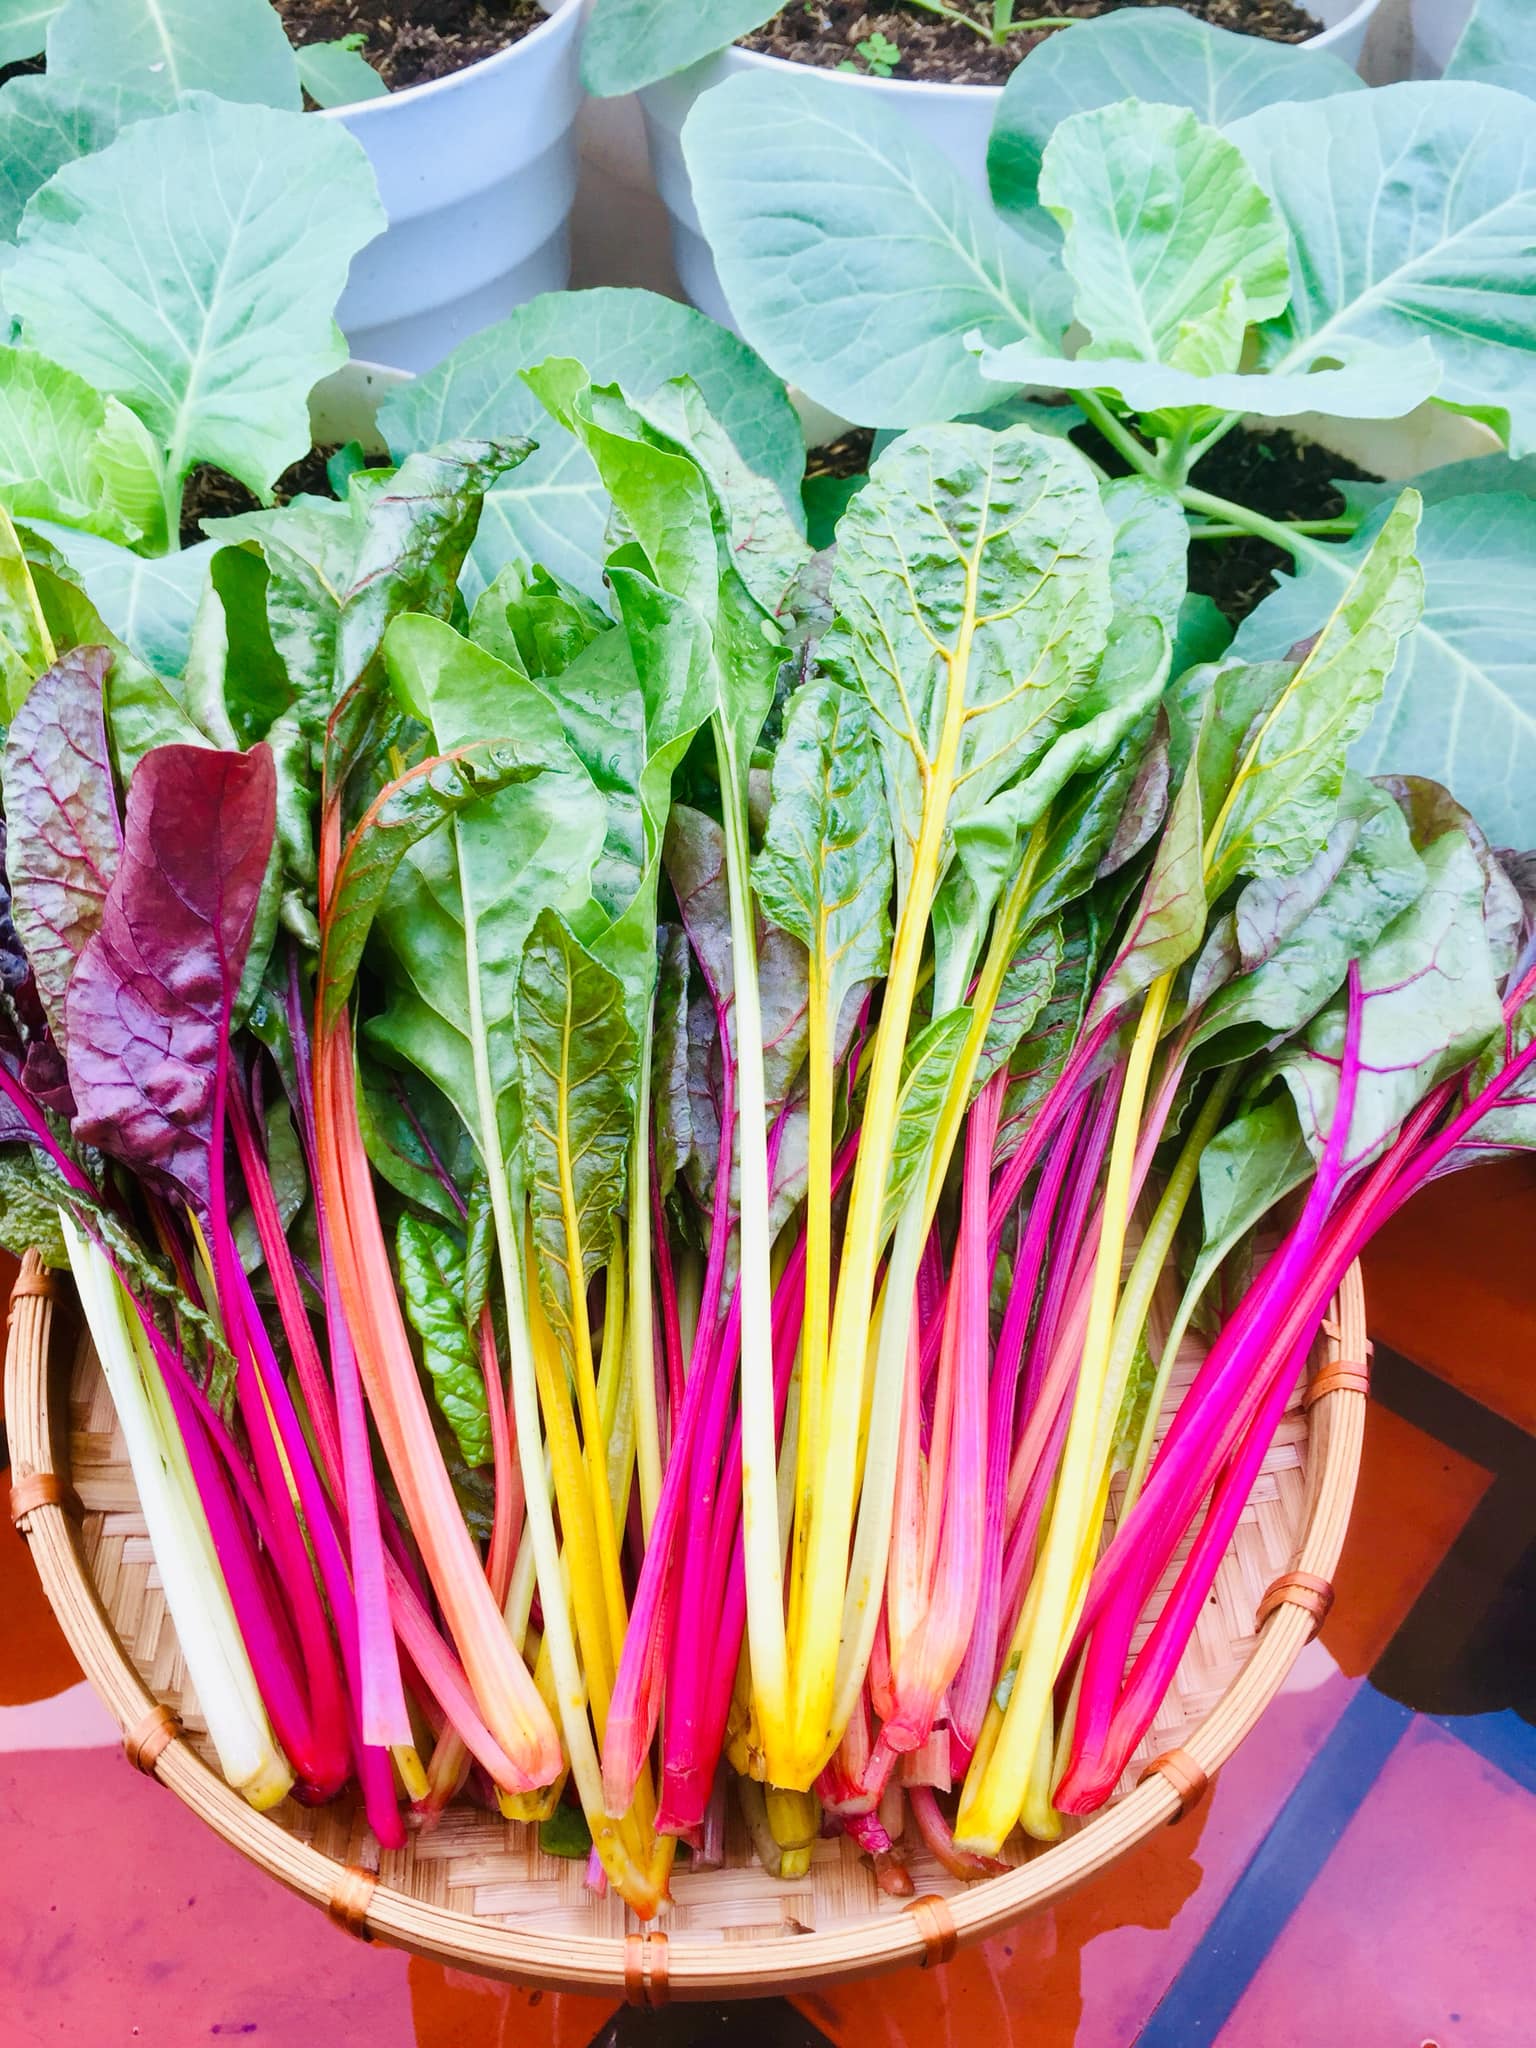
[755,676,894,1027]
[819,422,1115,913]
[368,616,605,1162]
[879,1005,972,1244]
[652,923,693,1202]
[1201,491,1424,896]
[973,917,1063,1096]
[518,907,639,1354]
[998,909,1096,1166]
[396,1211,491,1467]
[1270,825,1505,1176]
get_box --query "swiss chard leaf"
[369,617,604,1161]
[9,95,383,505]
[1188,775,1428,1059]
[755,677,893,1032]
[1202,492,1424,896]
[320,743,547,1032]
[1,645,121,1052]
[973,918,1063,1096]
[879,1006,972,1243]
[997,910,1097,1165]
[819,422,1114,912]
[1270,825,1505,1176]
[396,1212,492,1468]
[63,743,276,1208]
[517,907,638,1351]
[681,66,1068,427]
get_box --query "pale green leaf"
[682,66,1069,428]
[379,286,804,601]
[46,0,301,112]
[1039,101,1289,366]
[0,76,153,245]
[987,6,1362,219]
[36,525,217,674]
[9,95,383,501]
[1445,0,1536,99]
[582,0,776,95]
[0,0,62,65]
[1232,83,1536,454]
[971,332,1440,424]
[296,35,388,108]
[92,398,169,554]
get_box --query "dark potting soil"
[1183,427,1375,624]
[805,428,877,481]
[179,445,382,550]
[741,0,1322,86]
[272,0,547,93]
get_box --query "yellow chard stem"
[787,951,834,1654]
[955,970,1173,1852]
[787,547,982,1784]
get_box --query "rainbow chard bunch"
[1,346,1532,1909]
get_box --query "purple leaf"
[1,647,121,1053]
[65,744,276,1209]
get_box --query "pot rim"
[314,0,582,124]
[700,0,1381,102]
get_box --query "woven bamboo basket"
[6,1248,1368,2000]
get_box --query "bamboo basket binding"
[6,1247,1368,2001]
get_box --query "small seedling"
[839,31,901,76]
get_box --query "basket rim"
[5,1253,1368,1997]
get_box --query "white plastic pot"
[637,0,1383,329]
[1410,0,1472,74]
[321,0,585,374]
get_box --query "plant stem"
[1187,516,1358,542]
[1177,484,1343,565]
[714,722,792,1778]
[1076,392,1162,483]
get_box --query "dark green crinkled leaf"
[517,907,638,1354]
[396,1211,490,1467]
[879,1006,971,1244]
